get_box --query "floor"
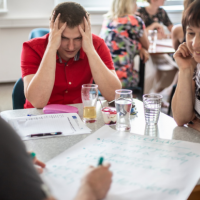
[0,82,14,112]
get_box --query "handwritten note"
[42,126,200,200]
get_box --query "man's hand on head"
[78,14,95,54]
[48,12,66,51]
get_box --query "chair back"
[13,28,50,110]
[12,78,25,110]
[138,58,145,96]
[29,28,49,40]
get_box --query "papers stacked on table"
[8,113,91,140]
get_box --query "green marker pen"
[30,152,36,159]
[98,157,104,166]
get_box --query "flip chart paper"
[8,113,91,140]
[42,126,200,200]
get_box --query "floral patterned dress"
[100,14,145,89]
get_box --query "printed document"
[8,113,91,140]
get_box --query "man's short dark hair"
[52,2,89,28]
[182,0,200,36]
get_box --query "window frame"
[0,0,7,13]
[54,0,184,12]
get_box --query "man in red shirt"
[21,2,121,109]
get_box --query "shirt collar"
[56,48,85,63]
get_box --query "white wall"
[0,0,182,83]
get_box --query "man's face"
[58,22,84,61]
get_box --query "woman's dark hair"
[182,0,200,36]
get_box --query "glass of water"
[143,94,163,125]
[148,30,157,52]
[115,89,132,131]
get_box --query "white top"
[193,63,200,118]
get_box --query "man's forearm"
[86,50,121,101]
[25,46,57,108]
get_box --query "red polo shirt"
[21,33,114,108]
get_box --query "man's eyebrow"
[61,35,69,39]
[74,36,82,39]
[61,36,82,39]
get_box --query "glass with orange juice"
[81,84,98,122]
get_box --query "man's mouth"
[65,50,75,54]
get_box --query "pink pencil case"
[43,104,79,114]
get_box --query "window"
[54,0,112,8]
[54,0,183,11]
[164,0,183,6]
[0,0,7,13]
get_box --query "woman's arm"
[138,31,149,50]
[167,24,173,33]
[172,43,197,126]
[171,25,184,50]
[74,164,112,200]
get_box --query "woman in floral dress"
[100,0,149,92]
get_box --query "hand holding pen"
[74,157,112,200]
[29,152,46,174]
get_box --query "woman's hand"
[29,152,46,174]
[74,163,112,200]
[148,23,166,39]
[157,25,166,39]
[139,48,149,63]
[173,42,197,73]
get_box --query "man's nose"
[68,40,74,50]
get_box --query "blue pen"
[27,114,36,116]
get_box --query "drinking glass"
[144,124,159,137]
[81,84,98,123]
[148,30,157,52]
[143,94,163,125]
[115,89,132,131]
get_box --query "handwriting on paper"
[43,126,200,200]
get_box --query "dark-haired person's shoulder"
[158,7,166,13]
[137,7,146,13]
[134,15,144,24]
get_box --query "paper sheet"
[156,39,173,47]
[42,126,200,200]
[8,113,91,140]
